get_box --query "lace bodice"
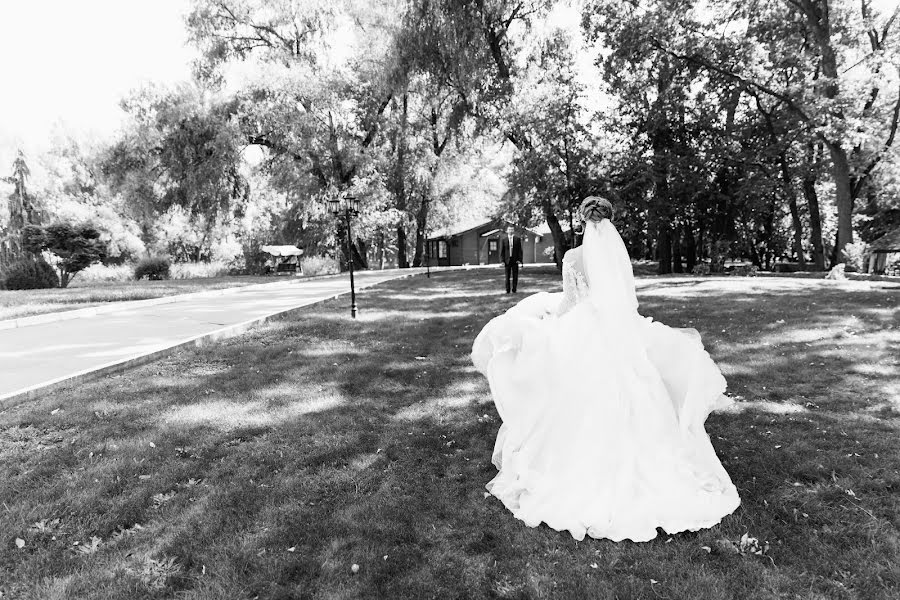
[557,248,590,316]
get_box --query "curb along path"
[0,267,448,409]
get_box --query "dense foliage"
[134,256,172,281]
[1,257,60,290]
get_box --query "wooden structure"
[425,220,557,267]
[262,245,303,275]
[867,228,900,274]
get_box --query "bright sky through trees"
[0,0,193,154]
[0,0,897,157]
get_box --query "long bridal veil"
[582,218,638,315]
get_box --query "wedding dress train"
[472,219,740,542]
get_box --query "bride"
[472,196,740,542]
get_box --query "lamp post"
[425,233,431,278]
[328,194,361,318]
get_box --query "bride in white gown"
[472,196,740,542]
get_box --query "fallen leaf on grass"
[76,536,102,555]
[152,491,176,508]
[30,518,60,533]
[126,556,180,591]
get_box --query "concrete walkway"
[0,268,433,407]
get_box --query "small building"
[261,244,304,275]
[425,220,562,267]
[867,228,900,273]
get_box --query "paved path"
[0,268,431,405]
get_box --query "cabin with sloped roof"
[425,220,560,267]
[867,228,900,274]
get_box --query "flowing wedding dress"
[471,218,740,542]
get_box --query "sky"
[0,0,194,156]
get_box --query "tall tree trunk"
[394,93,410,269]
[354,238,369,269]
[672,222,683,273]
[412,192,428,267]
[396,225,409,269]
[697,218,705,261]
[684,220,697,272]
[827,142,854,259]
[650,60,674,275]
[657,221,673,275]
[542,197,569,271]
[377,232,385,270]
[763,194,776,270]
[803,143,826,270]
[760,97,806,269]
[791,0,853,258]
[779,155,806,268]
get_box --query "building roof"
[869,228,900,252]
[261,245,304,257]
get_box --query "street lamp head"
[345,194,359,214]
[327,197,341,215]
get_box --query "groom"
[500,225,523,293]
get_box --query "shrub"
[170,261,231,279]
[134,256,171,281]
[76,263,134,283]
[3,258,60,290]
[692,263,711,276]
[301,256,339,277]
[841,241,868,272]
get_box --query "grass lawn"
[0,276,296,322]
[1,268,899,599]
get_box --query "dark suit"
[500,234,523,292]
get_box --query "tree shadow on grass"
[1,270,899,599]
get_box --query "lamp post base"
[351,303,358,318]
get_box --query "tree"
[102,84,248,260]
[22,222,106,287]
[402,0,577,263]
[186,0,401,270]
[628,0,900,259]
[0,150,42,268]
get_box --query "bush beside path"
[1,268,898,599]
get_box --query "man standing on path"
[500,225,523,294]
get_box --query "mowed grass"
[0,276,292,321]
[1,268,899,599]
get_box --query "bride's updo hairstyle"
[580,196,614,223]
